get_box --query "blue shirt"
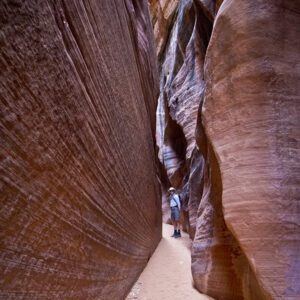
[170,194,181,210]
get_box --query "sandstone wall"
[155,0,213,223]
[148,0,179,63]
[202,1,300,298]
[153,0,300,299]
[0,1,161,299]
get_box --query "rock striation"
[148,0,179,63]
[153,0,300,299]
[0,1,161,299]
[202,1,300,298]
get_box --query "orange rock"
[148,0,179,62]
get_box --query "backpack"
[178,194,182,206]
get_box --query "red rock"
[202,1,300,298]
[154,0,215,241]
[153,0,300,299]
[148,0,179,62]
[0,1,161,299]
[156,0,212,187]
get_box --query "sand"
[126,224,213,300]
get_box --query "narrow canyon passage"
[126,224,211,300]
[0,1,299,300]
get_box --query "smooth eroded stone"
[203,0,300,298]
[148,0,179,62]
[153,0,299,298]
[0,1,161,299]
[156,0,212,187]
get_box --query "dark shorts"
[171,206,180,222]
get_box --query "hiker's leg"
[172,220,176,230]
[171,210,176,230]
[171,220,177,237]
[176,210,181,237]
[177,222,181,237]
[170,208,177,237]
[174,221,178,230]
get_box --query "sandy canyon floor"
[126,224,212,300]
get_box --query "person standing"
[168,187,181,238]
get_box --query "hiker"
[168,187,181,238]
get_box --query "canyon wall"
[153,0,300,299]
[0,1,161,299]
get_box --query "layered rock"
[202,1,300,298]
[153,0,300,299]
[0,1,161,299]
[148,0,179,62]
[156,0,212,223]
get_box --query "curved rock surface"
[153,0,300,299]
[156,0,212,188]
[203,1,300,298]
[0,1,161,299]
[148,0,179,63]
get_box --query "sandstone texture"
[153,0,300,299]
[202,1,300,298]
[0,1,161,299]
[156,0,212,189]
[148,0,179,62]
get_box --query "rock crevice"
[152,0,300,299]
